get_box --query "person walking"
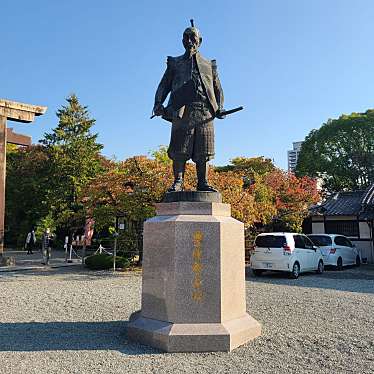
[41,228,53,265]
[25,228,36,255]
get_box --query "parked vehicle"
[250,233,324,278]
[307,234,361,270]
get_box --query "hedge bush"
[85,253,130,270]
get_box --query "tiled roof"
[318,191,365,215]
[310,183,374,219]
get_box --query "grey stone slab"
[142,221,177,322]
[163,191,222,203]
[220,219,247,322]
[156,202,231,217]
[173,218,222,323]
[127,313,261,352]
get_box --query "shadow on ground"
[0,320,158,354]
[245,265,374,294]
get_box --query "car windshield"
[255,235,286,248]
[308,235,332,246]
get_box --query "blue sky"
[2,0,374,169]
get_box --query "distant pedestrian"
[41,228,53,265]
[25,229,36,255]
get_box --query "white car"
[307,234,361,269]
[250,233,324,279]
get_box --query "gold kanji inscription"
[192,230,204,302]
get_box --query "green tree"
[215,156,276,189]
[6,145,51,246]
[41,94,103,230]
[149,145,172,165]
[296,110,374,192]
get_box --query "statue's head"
[182,20,202,54]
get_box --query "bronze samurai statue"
[152,20,229,192]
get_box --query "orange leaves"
[82,154,321,234]
[261,170,320,231]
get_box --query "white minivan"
[250,233,324,278]
[307,234,361,269]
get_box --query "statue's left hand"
[153,103,165,117]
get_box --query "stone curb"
[0,262,82,273]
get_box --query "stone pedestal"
[127,193,261,352]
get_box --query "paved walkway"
[0,249,81,272]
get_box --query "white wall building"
[309,184,374,263]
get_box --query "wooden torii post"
[0,99,47,256]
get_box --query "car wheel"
[252,269,264,276]
[290,262,300,279]
[356,255,361,267]
[316,260,324,274]
[337,257,343,271]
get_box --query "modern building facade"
[287,141,303,172]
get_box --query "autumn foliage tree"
[83,156,173,233]
[83,154,320,241]
[263,170,319,231]
[215,157,319,233]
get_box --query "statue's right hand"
[153,103,165,116]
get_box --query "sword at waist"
[218,106,244,117]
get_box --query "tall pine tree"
[41,94,103,229]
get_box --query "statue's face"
[183,28,201,54]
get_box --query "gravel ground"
[0,266,373,374]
